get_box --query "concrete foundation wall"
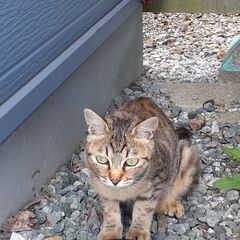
[0,7,142,225]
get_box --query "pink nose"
[111,179,120,185]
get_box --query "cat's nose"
[109,169,122,185]
[111,179,120,185]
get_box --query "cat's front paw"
[97,225,122,240]
[126,227,150,240]
[162,201,184,218]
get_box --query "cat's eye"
[124,158,139,167]
[96,155,109,164]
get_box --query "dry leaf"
[189,116,206,131]
[215,102,225,109]
[4,210,35,232]
[216,48,227,60]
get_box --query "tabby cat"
[84,97,200,240]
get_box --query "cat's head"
[83,108,158,189]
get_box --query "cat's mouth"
[100,177,132,188]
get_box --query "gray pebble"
[223,127,236,138]
[188,111,198,119]
[172,223,190,235]
[88,189,98,198]
[226,190,239,202]
[35,210,47,224]
[203,99,215,112]
[71,210,81,221]
[170,106,182,118]
[47,211,64,225]
[60,186,77,195]
[32,233,45,240]
[196,108,204,114]
[41,205,53,215]
[206,140,218,148]
[206,210,222,227]
[164,234,181,240]
[211,121,219,134]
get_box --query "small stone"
[59,186,77,195]
[71,154,80,164]
[42,206,53,215]
[129,83,143,92]
[73,181,83,188]
[203,99,215,112]
[206,140,218,148]
[207,177,219,187]
[187,218,199,228]
[122,88,133,96]
[172,223,190,235]
[62,202,71,218]
[47,212,64,225]
[229,159,238,168]
[187,111,198,119]
[196,108,204,114]
[88,189,98,198]
[165,235,181,240]
[40,199,49,207]
[211,121,219,134]
[32,233,44,240]
[189,116,205,131]
[206,210,222,227]
[35,210,47,224]
[226,190,239,202]
[150,220,158,234]
[213,225,226,240]
[200,126,211,133]
[189,227,204,239]
[170,106,182,118]
[71,210,80,221]
[41,228,56,238]
[70,202,79,210]
[197,183,207,195]
[145,38,156,48]
[223,127,236,139]
[208,228,214,235]
[53,221,65,234]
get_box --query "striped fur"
[84,97,200,240]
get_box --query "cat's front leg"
[126,198,158,240]
[97,198,123,240]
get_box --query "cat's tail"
[175,127,192,140]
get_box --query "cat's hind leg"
[156,141,200,218]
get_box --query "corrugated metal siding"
[0,0,122,105]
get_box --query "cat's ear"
[132,117,158,140]
[84,109,109,135]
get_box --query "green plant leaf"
[213,173,240,190]
[222,146,240,161]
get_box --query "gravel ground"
[143,13,240,83]
[4,13,240,240]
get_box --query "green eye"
[96,155,109,164]
[125,158,139,167]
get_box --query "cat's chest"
[92,180,152,201]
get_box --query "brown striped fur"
[84,97,200,240]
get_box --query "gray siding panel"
[0,0,122,105]
[0,0,141,144]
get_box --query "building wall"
[0,0,122,104]
[0,6,142,225]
